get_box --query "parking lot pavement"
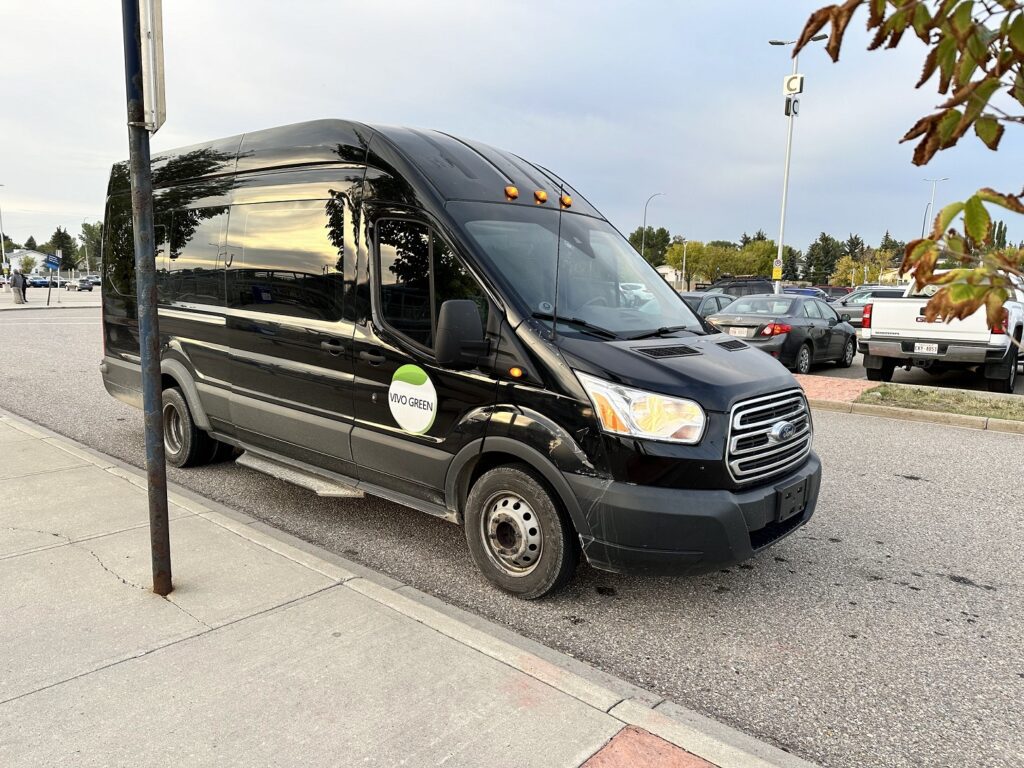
[1,307,1022,767]
[0,285,100,311]
[808,351,1024,395]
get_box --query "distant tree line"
[2,221,104,273]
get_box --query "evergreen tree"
[24,235,37,251]
[782,246,801,281]
[803,233,842,285]
[843,233,866,260]
[627,225,672,265]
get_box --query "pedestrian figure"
[11,270,25,304]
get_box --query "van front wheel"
[464,465,578,599]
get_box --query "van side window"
[165,207,228,306]
[377,219,433,346]
[103,193,136,297]
[376,219,488,350]
[433,237,489,330]
[227,200,347,322]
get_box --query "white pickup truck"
[859,276,1024,392]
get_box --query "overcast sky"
[1,1,1020,253]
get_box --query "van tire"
[464,464,578,599]
[161,387,212,468]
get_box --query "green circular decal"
[388,364,437,434]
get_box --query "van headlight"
[576,372,706,444]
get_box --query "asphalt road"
[2,307,1021,768]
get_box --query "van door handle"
[359,350,386,365]
[320,339,345,356]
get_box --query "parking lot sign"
[772,257,783,281]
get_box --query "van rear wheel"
[464,465,578,599]
[161,387,213,468]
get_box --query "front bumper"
[570,453,821,574]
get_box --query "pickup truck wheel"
[464,464,578,599]
[836,338,856,368]
[866,360,895,382]
[986,346,1018,393]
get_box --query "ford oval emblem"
[769,421,797,443]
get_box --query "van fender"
[160,358,212,431]
[444,409,601,539]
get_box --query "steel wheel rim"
[163,402,184,455]
[844,340,855,365]
[480,491,543,577]
[798,347,811,373]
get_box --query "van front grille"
[727,389,811,484]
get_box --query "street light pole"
[921,177,949,238]
[640,192,663,262]
[682,239,688,290]
[0,184,8,292]
[769,35,827,294]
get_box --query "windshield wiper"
[530,312,620,340]
[627,325,700,341]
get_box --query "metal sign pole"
[47,269,52,306]
[121,0,171,596]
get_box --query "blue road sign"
[44,255,60,270]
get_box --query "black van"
[100,120,821,598]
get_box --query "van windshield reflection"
[451,202,701,337]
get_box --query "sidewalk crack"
[2,526,71,544]
[163,596,211,629]
[76,546,148,592]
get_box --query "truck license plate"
[728,327,750,338]
[914,343,939,354]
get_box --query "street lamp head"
[811,34,828,41]
[768,40,787,45]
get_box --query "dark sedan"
[707,294,857,374]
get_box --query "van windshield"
[449,202,701,338]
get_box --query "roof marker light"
[504,185,519,201]
[534,190,548,204]
[559,194,573,209]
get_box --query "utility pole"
[0,185,8,293]
[121,0,171,596]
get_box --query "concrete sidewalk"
[0,410,815,768]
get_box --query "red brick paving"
[794,374,876,403]
[582,726,717,767]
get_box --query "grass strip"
[855,384,1024,422]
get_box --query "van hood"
[553,332,797,413]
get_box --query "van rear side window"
[164,207,228,306]
[104,193,136,297]
[227,200,348,322]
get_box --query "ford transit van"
[101,120,821,598]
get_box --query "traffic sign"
[44,255,60,271]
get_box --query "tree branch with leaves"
[797,0,1024,331]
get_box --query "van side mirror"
[436,299,489,368]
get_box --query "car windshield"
[450,202,702,337]
[726,297,794,315]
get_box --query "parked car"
[100,119,822,598]
[708,294,857,374]
[27,276,49,288]
[830,286,906,327]
[860,274,1024,392]
[619,281,654,307]
[783,286,830,301]
[67,277,93,292]
[87,275,102,286]
[706,276,774,297]
[679,291,734,318]
[816,285,853,301]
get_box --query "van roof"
[111,119,601,217]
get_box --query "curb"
[0,406,819,768]
[807,397,1024,434]
[0,302,101,312]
